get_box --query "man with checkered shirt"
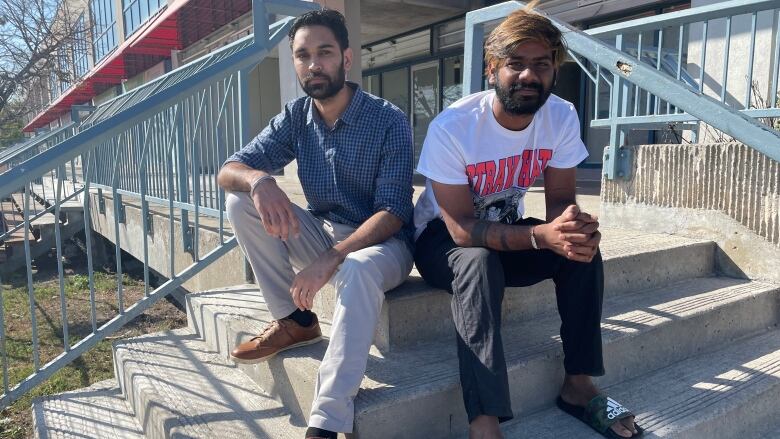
[216,10,414,439]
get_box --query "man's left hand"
[552,206,601,262]
[290,250,344,310]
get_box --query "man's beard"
[494,75,554,115]
[300,63,346,100]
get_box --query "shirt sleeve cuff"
[375,203,412,224]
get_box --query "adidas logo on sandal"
[606,397,629,420]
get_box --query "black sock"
[286,309,313,327]
[305,427,337,439]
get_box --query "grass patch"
[0,259,186,439]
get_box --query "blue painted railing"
[464,0,780,179]
[0,0,318,410]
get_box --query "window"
[442,55,464,108]
[362,74,379,95]
[73,14,90,77]
[381,67,410,116]
[49,71,59,101]
[434,19,464,53]
[411,62,438,164]
[91,0,118,62]
[362,29,430,70]
[58,51,71,93]
[123,0,166,37]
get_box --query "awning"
[25,0,252,132]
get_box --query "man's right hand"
[536,205,600,263]
[251,178,300,240]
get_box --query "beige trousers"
[225,192,413,433]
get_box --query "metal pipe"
[745,12,758,108]
[54,167,70,352]
[721,16,732,103]
[23,184,40,370]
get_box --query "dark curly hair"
[288,9,349,51]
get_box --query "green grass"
[0,264,186,439]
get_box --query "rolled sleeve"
[224,105,296,171]
[373,115,414,224]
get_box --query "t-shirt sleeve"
[415,119,468,185]
[547,106,589,168]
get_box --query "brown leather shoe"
[230,314,322,364]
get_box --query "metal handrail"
[586,0,777,37]
[463,1,780,179]
[0,0,319,410]
[584,0,780,128]
[0,122,75,166]
[0,24,279,200]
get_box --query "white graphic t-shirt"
[414,90,588,240]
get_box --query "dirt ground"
[0,248,187,439]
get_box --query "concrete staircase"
[0,182,85,274]
[31,229,780,438]
[0,200,25,262]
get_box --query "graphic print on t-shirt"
[466,148,553,223]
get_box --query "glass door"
[412,61,439,166]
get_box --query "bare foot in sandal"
[469,415,504,439]
[558,374,641,438]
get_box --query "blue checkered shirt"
[226,82,415,246]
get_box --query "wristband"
[249,175,276,196]
[530,226,540,250]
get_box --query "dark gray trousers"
[414,218,605,423]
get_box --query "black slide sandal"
[556,395,644,438]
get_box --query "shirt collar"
[306,81,363,127]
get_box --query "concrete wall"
[123,60,168,92]
[89,192,247,292]
[253,58,282,136]
[687,0,779,141]
[601,142,780,282]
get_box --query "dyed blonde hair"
[484,1,567,76]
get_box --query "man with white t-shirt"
[413,7,642,439]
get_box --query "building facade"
[35,0,766,172]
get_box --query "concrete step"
[32,379,144,439]
[188,276,779,438]
[499,327,780,439]
[30,182,85,228]
[31,181,84,211]
[1,199,20,216]
[746,421,780,439]
[112,328,306,438]
[9,192,56,229]
[1,202,26,245]
[379,228,715,351]
[0,187,84,275]
[190,229,716,353]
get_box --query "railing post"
[176,108,192,253]
[253,0,270,49]
[772,9,780,109]
[463,14,485,95]
[237,67,254,282]
[604,34,631,180]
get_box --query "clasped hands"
[535,204,600,263]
